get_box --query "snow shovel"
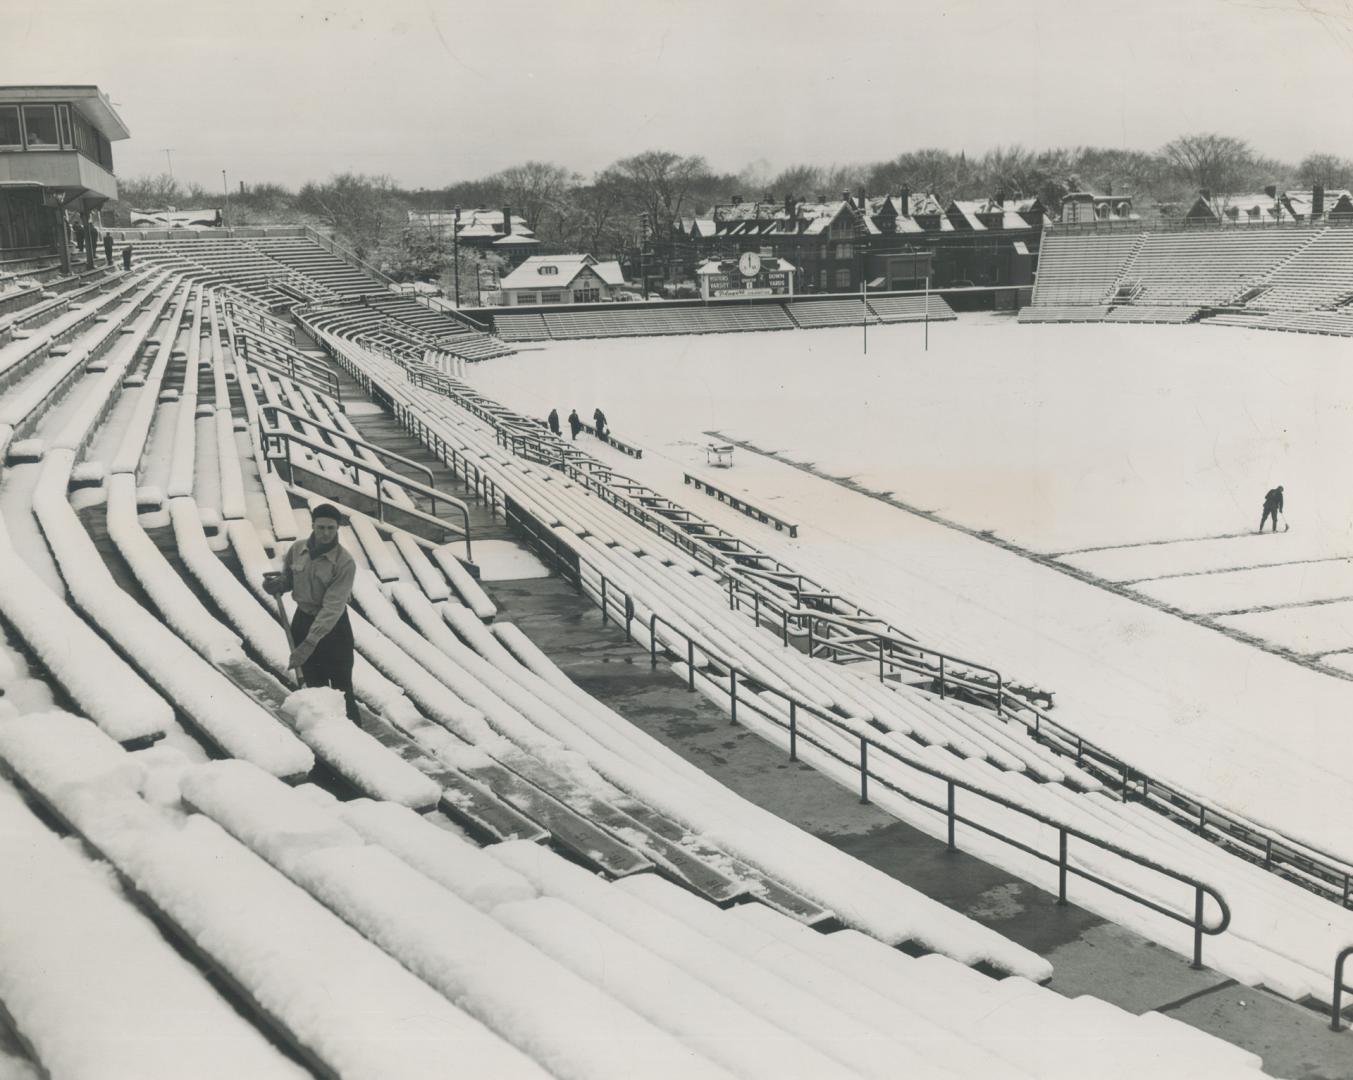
[266,574,305,687]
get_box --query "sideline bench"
[684,472,798,537]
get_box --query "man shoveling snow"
[1259,485,1285,533]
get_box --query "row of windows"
[817,269,854,288]
[0,104,113,169]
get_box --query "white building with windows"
[495,253,626,306]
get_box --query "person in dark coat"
[263,503,360,723]
[568,409,582,440]
[72,220,85,249]
[102,233,114,266]
[1259,485,1284,533]
[121,244,133,271]
[547,408,561,436]
[593,407,608,440]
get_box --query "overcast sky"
[5,0,1353,190]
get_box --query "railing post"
[782,609,790,646]
[600,576,608,625]
[878,637,886,682]
[1057,829,1069,904]
[947,781,957,852]
[1192,887,1205,969]
[729,669,738,725]
[649,616,659,669]
[625,596,634,640]
[1332,946,1353,1031]
[686,637,695,689]
[789,700,797,762]
[859,739,869,803]
[939,656,946,699]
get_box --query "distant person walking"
[593,407,608,441]
[72,220,85,249]
[121,244,133,271]
[102,233,114,266]
[1259,485,1284,533]
[568,409,582,440]
[547,408,560,436]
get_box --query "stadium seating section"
[1024,225,1353,337]
[0,229,1347,1075]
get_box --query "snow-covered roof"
[129,208,221,228]
[493,233,540,246]
[499,254,623,290]
[409,208,534,238]
[1284,189,1353,217]
[695,256,797,275]
[947,201,989,230]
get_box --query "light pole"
[639,213,649,300]
[452,207,461,307]
[222,170,229,228]
[162,148,175,182]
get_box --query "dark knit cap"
[312,503,343,522]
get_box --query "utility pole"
[639,213,649,300]
[862,273,868,355]
[924,273,930,352]
[222,170,229,228]
[162,148,175,181]
[452,207,461,307]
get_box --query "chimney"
[899,187,911,216]
[784,193,794,217]
[1264,184,1277,199]
[817,193,826,204]
[502,206,512,235]
[1314,183,1325,216]
[858,186,867,209]
[732,194,741,204]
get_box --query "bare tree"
[295,173,402,259]
[1296,153,1353,189]
[1161,133,1255,195]
[485,161,578,238]
[608,150,713,229]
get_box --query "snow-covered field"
[467,317,1353,860]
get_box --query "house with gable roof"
[495,253,626,306]
[673,187,1042,293]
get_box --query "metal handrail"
[259,403,435,487]
[503,496,1233,968]
[1333,946,1353,1030]
[304,305,1353,913]
[261,427,472,560]
[302,226,398,290]
[783,606,1006,705]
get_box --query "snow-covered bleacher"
[0,259,1339,1073]
[1029,232,1143,306]
[1027,226,1353,337]
[303,313,1353,1013]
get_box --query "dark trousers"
[1260,507,1279,532]
[291,608,360,722]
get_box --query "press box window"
[23,105,59,149]
[0,107,20,149]
[539,291,562,303]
